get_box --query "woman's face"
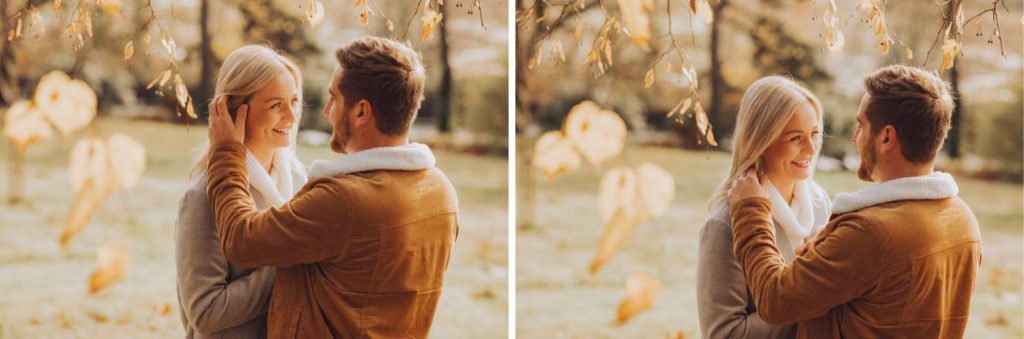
[243,71,299,151]
[761,104,820,185]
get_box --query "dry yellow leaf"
[385,18,394,32]
[590,167,643,275]
[880,35,890,55]
[636,163,674,218]
[693,103,718,146]
[2,100,52,150]
[533,131,581,180]
[88,244,130,293]
[824,0,844,53]
[174,74,189,109]
[305,0,324,28]
[614,272,662,326]
[360,5,369,27]
[106,134,146,190]
[97,0,122,18]
[564,101,627,165]
[33,71,96,135]
[643,68,655,89]
[123,40,133,61]
[667,97,692,118]
[904,47,913,60]
[68,138,108,193]
[61,178,113,249]
[597,167,639,222]
[420,10,443,41]
[161,34,176,59]
[695,0,713,24]
[940,38,961,70]
[354,0,365,8]
[616,0,652,50]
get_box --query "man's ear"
[878,125,898,153]
[354,100,374,127]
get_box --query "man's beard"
[857,138,877,181]
[329,108,352,154]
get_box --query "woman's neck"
[771,177,797,205]
[246,142,274,174]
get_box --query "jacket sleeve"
[697,216,796,339]
[205,141,353,268]
[730,197,883,325]
[175,187,275,334]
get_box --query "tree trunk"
[198,0,214,112]
[0,0,18,106]
[436,1,453,133]
[708,0,728,148]
[945,0,962,159]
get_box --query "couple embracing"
[174,37,458,338]
[697,65,982,339]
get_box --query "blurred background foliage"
[0,0,509,155]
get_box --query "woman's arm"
[697,216,795,339]
[175,187,275,335]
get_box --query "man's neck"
[874,162,934,183]
[348,136,409,153]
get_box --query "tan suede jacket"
[206,141,459,338]
[730,197,981,339]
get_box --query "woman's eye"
[791,136,801,142]
[271,102,282,109]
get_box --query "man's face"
[852,94,878,182]
[324,68,354,154]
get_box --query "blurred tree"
[197,0,215,110]
[708,0,727,144]
[237,0,321,58]
[437,1,453,133]
[944,0,962,159]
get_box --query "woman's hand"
[727,168,770,206]
[208,96,248,146]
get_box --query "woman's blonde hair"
[708,76,824,210]
[189,45,304,179]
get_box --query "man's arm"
[206,141,351,268]
[730,197,884,324]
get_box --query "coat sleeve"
[205,141,353,268]
[174,187,275,334]
[697,216,796,339]
[730,197,883,325]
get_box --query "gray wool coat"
[174,173,275,339]
[696,183,831,339]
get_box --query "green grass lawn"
[0,118,508,338]
[516,143,1023,338]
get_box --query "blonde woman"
[696,76,832,339]
[174,45,305,339]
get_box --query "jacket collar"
[832,171,958,214]
[307,143,436,179]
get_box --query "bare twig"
[922,0,1007,68]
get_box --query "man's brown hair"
[863,65,954,163]
[335,37,426,136]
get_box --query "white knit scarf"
[832,171,958,214]
[245,149,307,207]
[307,143,436,179]
[765,180,817,248]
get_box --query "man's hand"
[208,96,247,146]
[727,168,770,206]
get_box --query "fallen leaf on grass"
[564,101,627,165]
[532,131,581,180]
[613,272,662,326]
[2,100,52,150]
[88,244,130,293]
